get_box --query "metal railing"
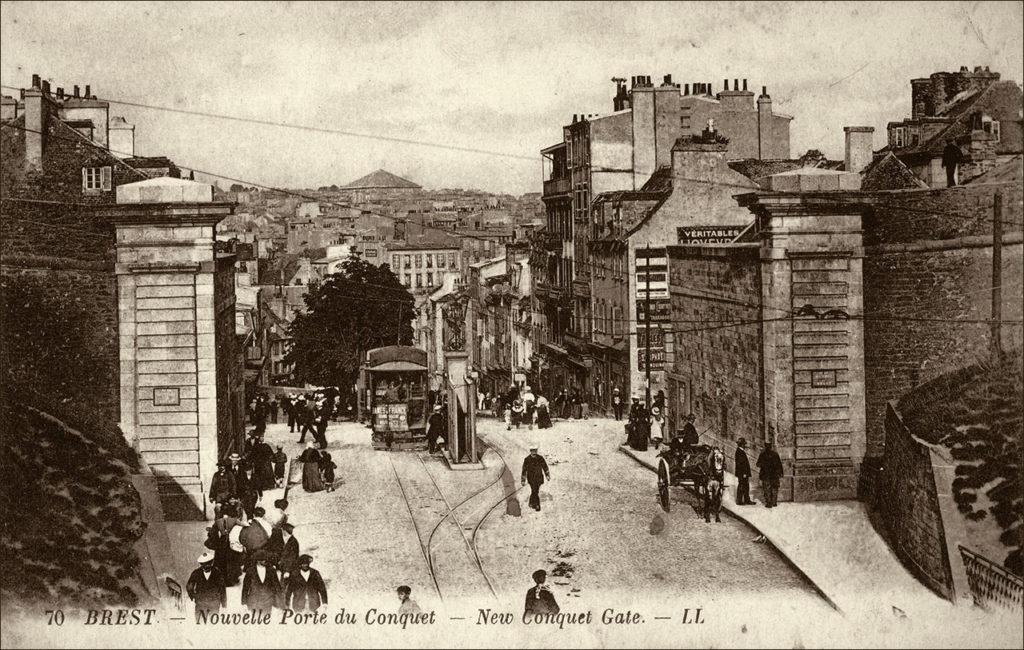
[959,545,1023,612]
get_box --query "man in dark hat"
[267,522,300,581]
[186,551,226,622]
[397,585,422,615]
[242,549,282,614]
[757,440,784,508]
[284,554,328,613]
[734,438,754,505]
[209,462,235,516]
[521,445,550,511]
[523,569,559,616]
[426,404,445,454]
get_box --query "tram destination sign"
[677,225,745,244]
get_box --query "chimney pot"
[85,84,91,97]
[724,78,729,91]
[762,85,767,96]
[31,74,40,88]
[73,85,80,98]
[684,83,689,95]
[734,78,739,91]
[743,79,748,91]
[57,87,64,99]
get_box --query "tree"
[285,254,415,390]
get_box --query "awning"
[367,361,427,372]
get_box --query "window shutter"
[81,167,88,191]
[100,166,113,191]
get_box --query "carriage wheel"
[657,458,671,512]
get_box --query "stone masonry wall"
[878,402,955,599]
[863,183,1024,459]
[667,244,764,470]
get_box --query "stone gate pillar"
[739,169,868,501]
[99,177,235,519]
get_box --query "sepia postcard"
[0,1,1022,648]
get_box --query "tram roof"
[367,361,427,372]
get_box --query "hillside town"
[0,3,1022,649]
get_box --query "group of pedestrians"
[500,384,554,430]
[624,391,668,451]
[297,443,339,493]
[281,391,339,449]
[187,501,327,620]
[210,437,285,520]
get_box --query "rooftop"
[341,169,421,191]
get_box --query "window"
[984,120,1001,142]
[437,253,446,268]
[415,274,422,288]
[403,255,412,269]
[82,166,112,192]
[892,127,906,148]
[426,272,433,286]
[404,274,412,286]
[448,252,457,268]
[425,254,433,269]
[415,254,422,268]
[391,254,399,268]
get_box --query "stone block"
[138,359,196,374]
[139,437,200,452]
[120,347,136,362]
[135,273,196,286]
[196,319,215,334]
[138,411,198,426]
[137,347,196,362]
[196,358,215,373]
[137,321,195,336]
[197,384,216,400]
[137,308,196,323]
[137,372,195,387]
[136,296,195,311]
[136,284,194,299]
[146,461,201,478]
[140,424,199,438]
[118,309,136,324]
[138,333,195,348]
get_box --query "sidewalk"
[618,444,951,619]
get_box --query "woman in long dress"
[650,407,666,450]
[299,443,324,493]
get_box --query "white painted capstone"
[767,167,862,192]
[116,176,214,204]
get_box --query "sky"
[1,1,1022,195]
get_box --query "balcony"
[543,177,571,198]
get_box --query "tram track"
[386,442,523,603]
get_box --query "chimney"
[844,126,875,174]
[723,78,729,91]
[56,87,64,99]
[706,81,711,94]
[974,66,982,73]
[663,74,673,85]
[734,78,739,91]
[24,84,46,171]
[41,80,50,95]
[757,87,773,160]
[73,85,80,98]
[85,84,91,98]
[743,79,748,91]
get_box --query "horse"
[703,448,726,523]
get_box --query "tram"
[362,345,430,450]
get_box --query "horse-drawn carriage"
[655,444,726,521]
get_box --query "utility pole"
[991,191,1003,362]
[644,244,652,408]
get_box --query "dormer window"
[892,127,906,148]
[82,166,112,192]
